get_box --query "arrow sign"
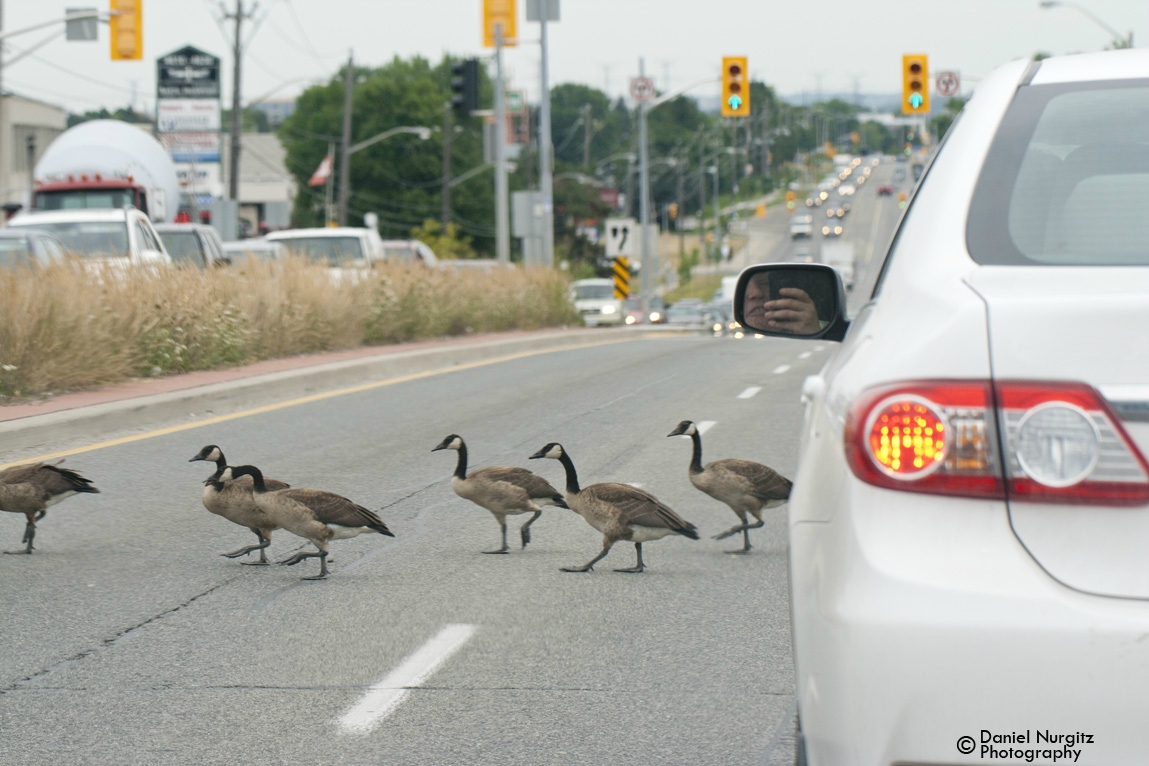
[727,94,743,112]
[909,92,924,110]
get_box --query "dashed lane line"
[338,623,477,735]
[738,386,762,399]
[772,364,791,375]
[798,351,812,360]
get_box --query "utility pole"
[224,0,256,202]
[582,103,592,169]
[494,24,509,262]
[538,8,554,267]
[676,164,685,261]
[638,58,651,307]
[0,0,6,209]
[337,51,354,226]
[441,101,452,229]
[698,140,706,257]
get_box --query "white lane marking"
[798,351,812,360]
[773,364,791,374]
[737,386,762,399]
[338,623,477,735]
[814,345,825,352]
[697,420,716,434]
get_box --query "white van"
[570,278,624,326]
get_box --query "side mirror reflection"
[733,263,848,341]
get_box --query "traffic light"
[785,190,796,211]
[721,56,749,118]
[451,59,480,114]
[109,0,142,61]
[902,54,930,115]
[668,202,678,220]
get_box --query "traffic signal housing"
[902,54,930,114]
[109,0,142,61]
[451,59,480,114]
[721,56,749,118]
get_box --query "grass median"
[0,258,583,400]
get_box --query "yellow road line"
[1,337,639,469]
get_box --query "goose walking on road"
[0,462,100,554]
[433,434,568,554]
[189,445,290,564]
[529,442,698,573]
[219,465,394,580]
[667,420,792,553]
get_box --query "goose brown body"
[529,442,698,573]
[220,465,393,580]
[668,420,792,552]
[0,462,99,553]
[434,434,567,553]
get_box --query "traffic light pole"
[225,0,254,202]
[538,11,554,267]
[494,25,510,263]
[337,51,354,226]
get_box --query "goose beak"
[667,425,687,437]
[528,448,547,460]
[431,444,446,452]
[189,455,203,462]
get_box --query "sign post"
[156,45,223,213]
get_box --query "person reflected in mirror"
[744,271,822,335]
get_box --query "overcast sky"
[3,0,1147,114]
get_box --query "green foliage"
[409,219,477,260]
[930,97,968,141]
[677,247,700,286]
[66,107,150,128]
[665,273,722,304]
[222,107,271,133]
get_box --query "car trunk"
[969,267,1149,599]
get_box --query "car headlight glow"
[649,311,661,322]
[625,315,636,325]
[601,304,616,315]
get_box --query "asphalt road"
[0,162,901,766]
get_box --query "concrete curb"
[0,326,695,455]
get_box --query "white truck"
[31,120,180,223]
[820,241,855,290]
[570,278,624,326]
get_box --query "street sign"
[935,70,960,98]
[483,0,518,47]
[605,217,637,257]
[526,0,559,21]
[629,77,655,104]
[507,90,525,113]
[157,46,221,99]
[612,256,630,299]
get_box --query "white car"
[7,208,171,266]
[734,49,1149,765]
[379,239,439,268]
[570,278,623,326]
[154,223,229,268]
[265,227,384,267]
[789,214,814,239]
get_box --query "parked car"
[154,223,229,268]
[221,238,285,262]
[265,227,384,267]
[6,208,171,266]
[379,239,439,268]
[570,278,623,326]
[733,49,1149,765]
[0,229,69,269]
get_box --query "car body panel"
[7,208,171,267]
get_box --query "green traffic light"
[909,92,924,109]
[727,95,743,111]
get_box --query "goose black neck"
[558,452,581,494]
[454,442,468,480]
[239,466,267,493]
[689,431,704,474]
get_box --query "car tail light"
[846,381,1003,499]
[845,380,1149,506]
[998,382,1149,505]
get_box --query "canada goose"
[529,442,698,573]
[219,465,393,580]
[432,434,568,554]
[667,420,792,553]
[0,462,99,554]
[189,445,291,565]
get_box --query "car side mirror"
[733,263,850,342]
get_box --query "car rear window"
[968,78,1149,266]
[274,236,364,265]
[159,231,206,267]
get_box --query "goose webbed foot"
[278,551,319,567]
[484,522,510,554]
[614,543,645,573]
[482,547,510,554]
[4,524,35,554]
[301,553,329,581]
[562,546,611,573]
[519,510,542,549]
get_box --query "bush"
[0,258,581,399]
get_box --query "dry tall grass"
[0,258,582,398]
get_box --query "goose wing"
[231,474,290,492]
[0,463,98,496]
[708,459,792,502]
[471,466,563,500]
[278,489,391,534]
[584,483,699,538]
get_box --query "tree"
[410,219,477,260]
[66,106,151,128]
